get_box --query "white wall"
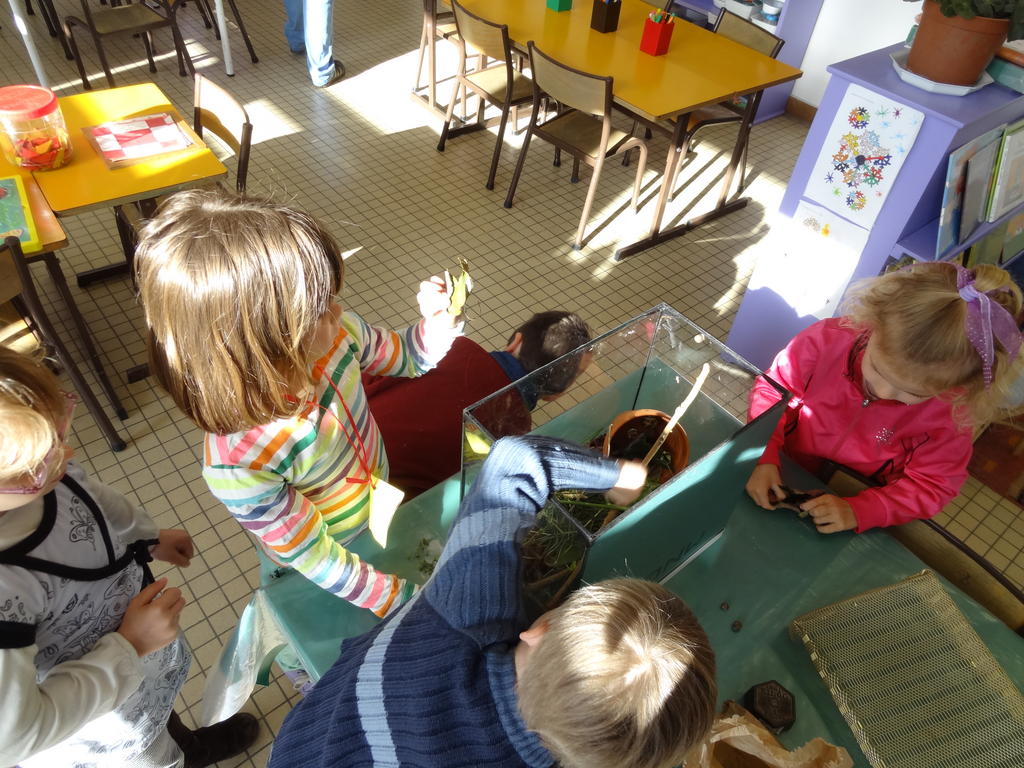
[791,0,923,106]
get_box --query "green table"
[238,464,1023,763]
[204,342,1023,762]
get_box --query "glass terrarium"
[461,304,787,617]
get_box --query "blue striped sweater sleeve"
[424,436,622,647]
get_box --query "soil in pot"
[520,411,689,615]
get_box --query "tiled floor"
[3,1,1021,766]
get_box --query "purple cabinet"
[727,43,1024,370]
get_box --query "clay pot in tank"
[603,409,689,483]
[907,0,1009,86]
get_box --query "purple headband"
[955,265,1022,387]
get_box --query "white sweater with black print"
[0,463,191,768]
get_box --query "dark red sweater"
[363,337,532,498]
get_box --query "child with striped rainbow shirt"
[134,190,461,621]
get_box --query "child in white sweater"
[0,347,257,768]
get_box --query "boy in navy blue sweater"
[268,436,717,768]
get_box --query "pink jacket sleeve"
[848,425,971,532]
[748,324,825,466]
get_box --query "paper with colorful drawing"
[803,84,923,228]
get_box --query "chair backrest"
[0,237,46,321]
[193,74,253,194]
[714,9,784,59]
[0,238,24,306]
[450,0,510,62]
[528,42,611,118]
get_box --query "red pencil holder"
[640,17,674,56]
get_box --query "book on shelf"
[1002,211,1024,265]
[938,125,1004,253]
[82,113,200,169]
[959,135,1003,243]
[0,176,41,254]
[965,222,1008,268]
[879,253,916,275]
[986,117,1024,223]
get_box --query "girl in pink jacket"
[747,262,1022,534]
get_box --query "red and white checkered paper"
[89,113,191,161]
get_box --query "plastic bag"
[684,702,853,768]
[199,589,289,726]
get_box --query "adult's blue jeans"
[283,0,336,86]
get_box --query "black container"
[590,0,620,33]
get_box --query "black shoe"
[316,59,346,88]
[167,710,260,768]
[289,46,305,55]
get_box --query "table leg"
[615,103,755,262]
[6,0,49,87]
[76,206,137,287]
[614,116,689,260]
[412,0,453,120]
[427,1,437,109]
[76,199,154,287]
[213,0,234,76]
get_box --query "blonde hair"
[0,346,64,485]
[517,579,717,768]
[842,262,1023,424]
[135,189,344,435]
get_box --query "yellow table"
[31,83,227,285]
[460,0,802,257]
[35,83,226,215]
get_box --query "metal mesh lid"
[790,570,1024,768]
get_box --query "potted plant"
[906,0,1024,86]
[520,412,689,617]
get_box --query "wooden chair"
[630,10,783,200]
[825,465,1024,635]
[64,0,195,90]
[25,0,73,57]
[436,0,534,191]
[503,42,648,250]
[183,0,259,65]
[1,236,127,452]
[191,73,253,194]
[113,74,253,268]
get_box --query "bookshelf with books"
[896,115,1024,268]
[727,43,1024,370]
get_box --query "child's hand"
[417,277,458,329]
[152,529,194,567]
[801,495,857,534]
[746,463,784,509]
[117,578,186,657]
[606,461,648,507]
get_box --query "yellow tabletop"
[461,0,801,120]
[33,83,227,216]
[0,161,68,254]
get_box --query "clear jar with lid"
[0,85,72,171]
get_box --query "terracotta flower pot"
[603,409,689,482]
[907,0,1009,86]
